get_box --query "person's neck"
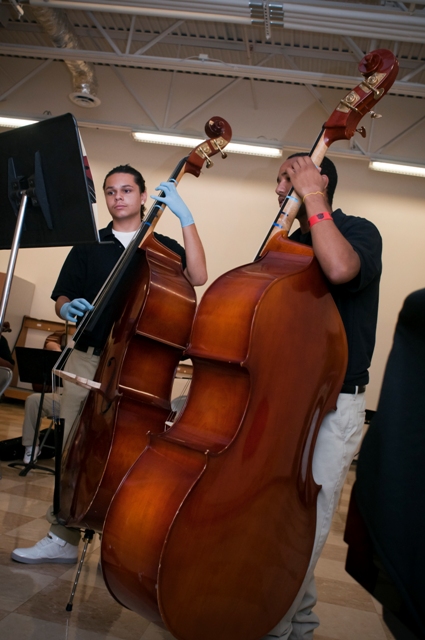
[112,218,141,233]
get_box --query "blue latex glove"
[151,180,194,228]
[60,298,94,322]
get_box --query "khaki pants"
[262,391,366,640]
[59,347,100,445]
[22,392,60,447]
[50,347,100,545]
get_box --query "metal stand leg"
[66,528,95,612]
[53,418,64,516]
[38,419,55,454]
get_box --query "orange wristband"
[308,212,332,228]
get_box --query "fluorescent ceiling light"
[132,131,282,158]
[227,141,281,158]
[369,160,425,178]
[0,116,38,128]
[133,132,203,147]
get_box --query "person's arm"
[181,224,208,286]
[287,156,360,285]
[0,356,13,369]
[55,296,71,320]
[44,340,63,352]
[152,181,208,286]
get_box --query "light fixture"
[8,0,24,19]
[132,132,282,158]
[0,116,38,128]
[369,160,425,178]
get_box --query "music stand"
[9,347,61,475]
[0,112,99,335]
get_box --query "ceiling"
[0,0,424,164]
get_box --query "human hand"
[60,298,94,322]
[286,156,327,200]
[151,180,194,227]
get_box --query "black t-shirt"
[290,209,382,386]
[51,222,186,348]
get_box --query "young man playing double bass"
[262,154,382,640]
[11,165,207,565]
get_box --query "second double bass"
[101,50,398,640]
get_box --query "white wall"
[0,61,424,410]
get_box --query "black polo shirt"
[51,222,186,348]
[290,209,382,386]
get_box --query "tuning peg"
[361,78,385,100]
[369,110,382,119]
[198,147,214,168]
[216,142,228,159]
[356,127,367,138]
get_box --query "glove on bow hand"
[60,298,94,322]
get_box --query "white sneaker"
[23,445,40,464]
[11,533,79,564]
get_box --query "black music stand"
[9,347,61,475]
[0,112,98,335]
[0,113,99,479]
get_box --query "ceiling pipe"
[29,5,100,107]
[279,3,425,44]
[249,2,425,44]
[26,0,425,43]
[27,0,252,24]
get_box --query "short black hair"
[103,164,146,216]
[287,153,338,207]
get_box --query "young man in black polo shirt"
[261,154,382,640]
[50,165,207,448]
[11,165,207,564]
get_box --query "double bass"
[56,117,232,532]
[101,50,398,640]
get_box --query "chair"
[8,347,59,476]
[0,366,13,479]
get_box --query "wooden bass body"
[101,236,347,640]
[59,235,196,531]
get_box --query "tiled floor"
[0,398,395,640]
